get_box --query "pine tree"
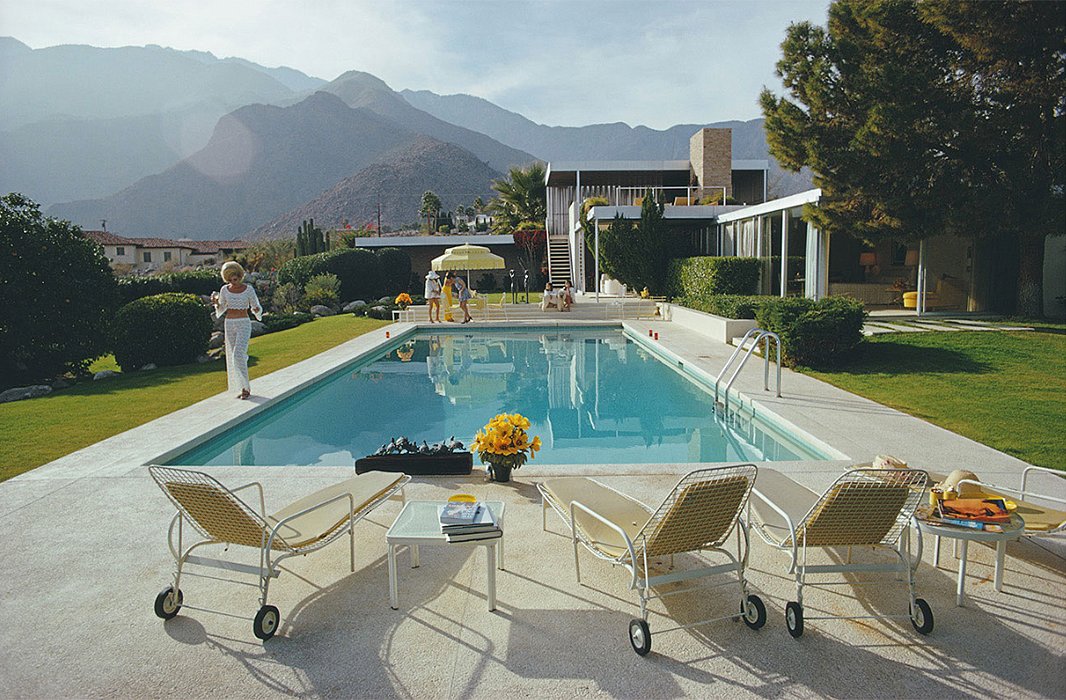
[761,0,1064,316]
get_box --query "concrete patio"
[0,316,1062,698]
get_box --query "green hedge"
[377,247,412,294]
[678,294,767,320]
[755,296,866,368]
[277,248,383,300]
[111,293,213,371]
[668,257,761,299]
[262,312,313,334]
[117,269,221,304]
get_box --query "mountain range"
[1,38,812,239]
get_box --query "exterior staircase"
[546,235,572,286]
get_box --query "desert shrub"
[678,294,767,319]
[376,247,412,294]
[755,296,866,368]
[111,293,212,371]
[0,194,120,386]
[667,256,761,299]
[261,312,313,334]
[272,282,302,313]
[303,273,340,309]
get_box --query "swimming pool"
[167,327,834,466]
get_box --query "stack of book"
[438,501,502,543]
[936,497,1012,532]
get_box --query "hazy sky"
[1,0,831,129]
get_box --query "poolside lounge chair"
[750,467,932,638]
[538,465,764,656]
[149,466,409,640]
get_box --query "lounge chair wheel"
[785,601,804,638]
[910,598,934,635]
[253,605,280,641]
[628,618,652,656]
[741,594,767,630]
[154,586,183,620]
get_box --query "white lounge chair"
[149,466,409,640]
[538,465,763,656]
[750,467,932,638]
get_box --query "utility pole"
[377,200,382,236]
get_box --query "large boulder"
[250,321,267,337]
[378,296,393,304]
[368,305,391,320]
[209,331,224,349]
[342,300,366,313]
[310,305,337,317]
[0,385,52,403]
[93,370,119,381]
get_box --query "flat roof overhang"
[716,188,822,224]
[546,159,769,186]
[353,234,515,248]
[587,204,747,221]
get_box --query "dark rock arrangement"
[371,436,465,457]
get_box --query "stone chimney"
[689,128,732,202]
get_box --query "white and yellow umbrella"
[431,243,505,274]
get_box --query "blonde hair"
[220,261,245,283]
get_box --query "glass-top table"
[385,500,505,611]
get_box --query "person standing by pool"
[454,273,473,323]
[442,272,455,322]
[424,270,442,322]
[210,261,262,399]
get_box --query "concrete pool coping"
[1,318,1063,698]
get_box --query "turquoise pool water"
[168,328,830,466]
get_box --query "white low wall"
[663,303,758,344]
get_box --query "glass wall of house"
[825,234,976,311]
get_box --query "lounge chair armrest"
[1022,467,1066,505]
[749,486,799,546]
[267,492,356,551]
[750,486,800,571]
[231,481,266,516]
[570,500,638,562]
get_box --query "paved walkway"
[863,316,1034,336]
[0,316,1062,698]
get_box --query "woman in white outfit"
[424,270,442,322]
[210,261,263,399]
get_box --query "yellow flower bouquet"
[395,292,413,310]
[471,413,541,482]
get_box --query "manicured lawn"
[0,315,387,481]
[804,329,1066,471]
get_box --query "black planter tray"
[355,452,473,476]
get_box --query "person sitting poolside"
[541,282,562,311]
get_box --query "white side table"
[385,500,505,611]
[915,514,1025,606]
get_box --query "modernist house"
[546,128,1066,316]
[83,231,249,272]
[544,128,768,290]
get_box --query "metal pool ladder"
[714,328,782,415]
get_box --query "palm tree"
[420,190,442,233]
[489,163,547,234]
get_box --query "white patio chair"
[538,465,764,656]
[750,467,932,638]
[149,466,409,640]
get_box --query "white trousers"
[224,317,251,393]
